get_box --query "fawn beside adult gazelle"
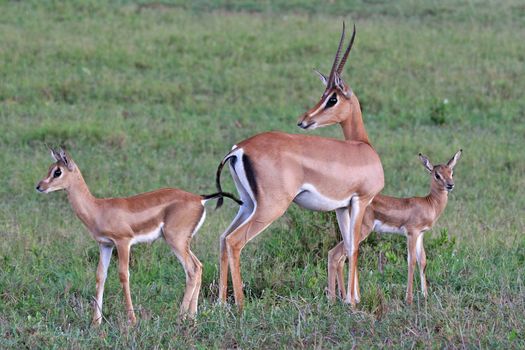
[36,147,241,325]
[328,150,462,304]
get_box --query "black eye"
[53,169,62,178]
[325,93,337,108]
[435,173,441,180]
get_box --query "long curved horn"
[327,22,346,88]
[337,24,356,75]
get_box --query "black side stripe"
[242,154,258,198]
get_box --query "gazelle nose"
[36,185,41,191]
[446,184,454,190]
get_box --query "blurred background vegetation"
[0,0,523,348]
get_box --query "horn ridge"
[337,23,356,75]
[327,21,346,87]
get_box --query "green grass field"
[1,0,524,348]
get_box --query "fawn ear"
[59,148,76,171]
[419,153,433,173]
[49,146,61,162]
[447,149,462,169]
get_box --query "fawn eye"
[53,169,62,178]
[325,93,337,108]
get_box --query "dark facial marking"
[53,168,62,178]
[325,93,338,109]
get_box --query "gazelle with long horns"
[36,148,241,325]
[327,150,462,304]
[216,23,384,308]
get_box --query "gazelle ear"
[314,69,328,86]
[49,146,61,162]
[59,148,75,171]
[419,153,433,172]
[447,149,462,169]
[335,74,352,98]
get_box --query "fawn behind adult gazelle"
[328,150,462,304]
[36,147,241,325]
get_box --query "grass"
[1,0,524,348]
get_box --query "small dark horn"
[337,24,356,75]
[327,22,346,88]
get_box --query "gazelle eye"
[53,169,62,178]
[325,93,337,108]
[435,173,441,180]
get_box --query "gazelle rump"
[328,150,462,304]
[36,148,241,325]
[216,23,384,309]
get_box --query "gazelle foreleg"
[415,233,427,298]
[406,231,418,304]
[116,241,136,324]
[92,244,113,326]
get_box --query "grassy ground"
[1,0,524,348]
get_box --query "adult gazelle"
[216,24,384,309]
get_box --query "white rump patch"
[130,223,164,245]
[220,147,257,240]
[192,210,206,237]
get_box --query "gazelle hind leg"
[219,153,256,303]
[225,206,286,310]
[337,252,347,299]
[219,203,254,302]
[188,251,203,315]
[327,242,346,300]
[165,234,202,317]
[116,242,136,324]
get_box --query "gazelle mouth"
[299,121,316,130]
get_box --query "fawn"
[327,150,462,304]
[36,147,241,324]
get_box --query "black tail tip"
[215,197,224,210]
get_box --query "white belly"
[293,184,353,211]
[95,236,114,245]
[130,223,164,245]
[373,220,407,235]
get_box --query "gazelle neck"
[340,94,369,144]
[65,170,99,227]
[427,183,449,215]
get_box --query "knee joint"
[119,271,128,283]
